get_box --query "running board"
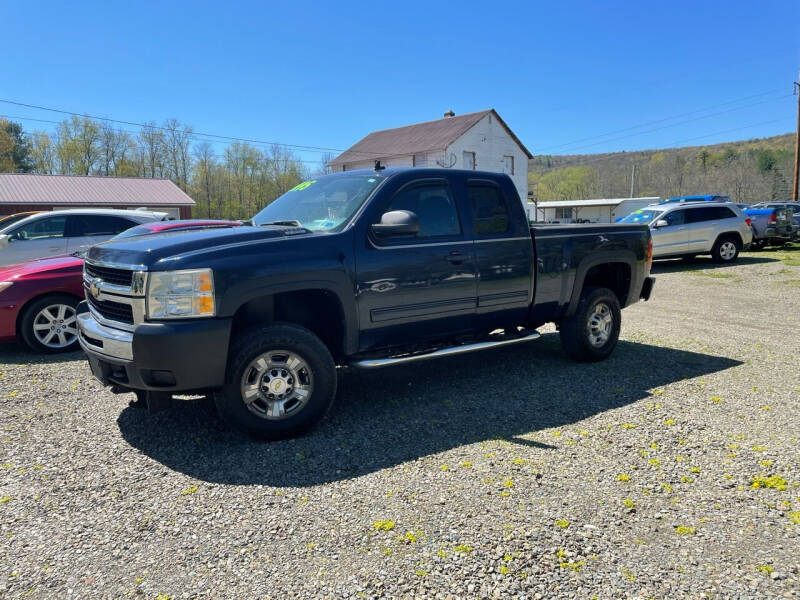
[349,330,541,369]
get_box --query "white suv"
[619,202,752,262]
[0,209,167,266]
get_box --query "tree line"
[528,133,795,204]
[0,117,317,219]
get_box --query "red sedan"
[0,219,240,353]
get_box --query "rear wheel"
[214,323,337,440]
[19,294,80,353]
[712,236,740,263]
[559,287,621,362]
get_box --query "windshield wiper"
[259,220,303,227]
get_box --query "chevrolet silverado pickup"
[77,168,655,439]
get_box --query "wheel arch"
[565,252,636,317]
[229,285,353,362]
[15,290,83,337]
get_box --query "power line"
[535,117,793,170]
[0,97,385,159]
[532,87,787,154]
[0,113,331,165]
[535,93,792,156]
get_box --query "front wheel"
[214,323,337,440]
[19,294,80,353]
[559,287,621,362]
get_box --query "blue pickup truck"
[76,168,655,439]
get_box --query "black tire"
[214,322,337,440]
[712,235,740,263]
[559,287,621,363]
[19,294,80,353]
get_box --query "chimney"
[443,110,455,118]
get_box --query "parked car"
[0,220,240,353]
[743,206,796,248]
[0,211,43,229]
[0,209,169,267]
[77,167,655,440]
[750,202,800,240]
[660,194,731,204]
[618,202,752,262]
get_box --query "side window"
[384,182,461,238]
[468,183,510,235]
[685,207,712,223]
[712,207,736,219]
[9,216,66,241]
[68,215,137,237]
[663,210,685,226]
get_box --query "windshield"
[619,209,663,224]
[251,174,385,232]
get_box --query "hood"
[86,225,312,269]
[0,255,84,281]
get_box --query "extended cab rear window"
[468,182,510,235]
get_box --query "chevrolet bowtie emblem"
[89,279,102,298]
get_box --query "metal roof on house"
[328,109,532,166]
[536,197,661,209]
[0,173,196,206]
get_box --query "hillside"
[527,133,795,203]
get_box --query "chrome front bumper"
[77,311,134,360]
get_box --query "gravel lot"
[1,245,799,599]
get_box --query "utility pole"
[793,74,800,202]
[630,163,636,198]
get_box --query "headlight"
[146,269,215,319]
[0,281,12,294]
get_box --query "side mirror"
[370,210,420,237]
[653,219,669,229]
[0,234,8,248]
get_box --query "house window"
[413,153,426,167]
[502,155,514,175]
[463,151,475,170]
[555,207,573,220]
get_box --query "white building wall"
[331,114,530,204]
[535,198,660,223]
[445,114,529,204]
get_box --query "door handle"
[48,246,61,251]
[446,251,466,265]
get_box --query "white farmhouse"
[327,109,532,204]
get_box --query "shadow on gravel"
[117,333,741,487]
[0,343,84,365]
[650,255,776,274]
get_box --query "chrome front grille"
[87,295,135,324]
[83,259,147,329]
[84,263,134,287]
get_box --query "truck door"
[355,177,478,351]
[465,179,533,329]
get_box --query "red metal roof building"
[0,173,195,219]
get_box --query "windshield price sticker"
[289,180,316,192]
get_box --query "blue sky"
[3,0,799,164]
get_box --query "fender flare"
[225,278,359,355]
[565,250,637,316]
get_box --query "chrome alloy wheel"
[33,304,78,349]
[240,350,314,420]
[587,302,613,347]
[719,241,737,260]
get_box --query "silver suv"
[619,202,752,262]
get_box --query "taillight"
[646,236,653,273]
[769,213,777,224]
[745,218,751,227]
